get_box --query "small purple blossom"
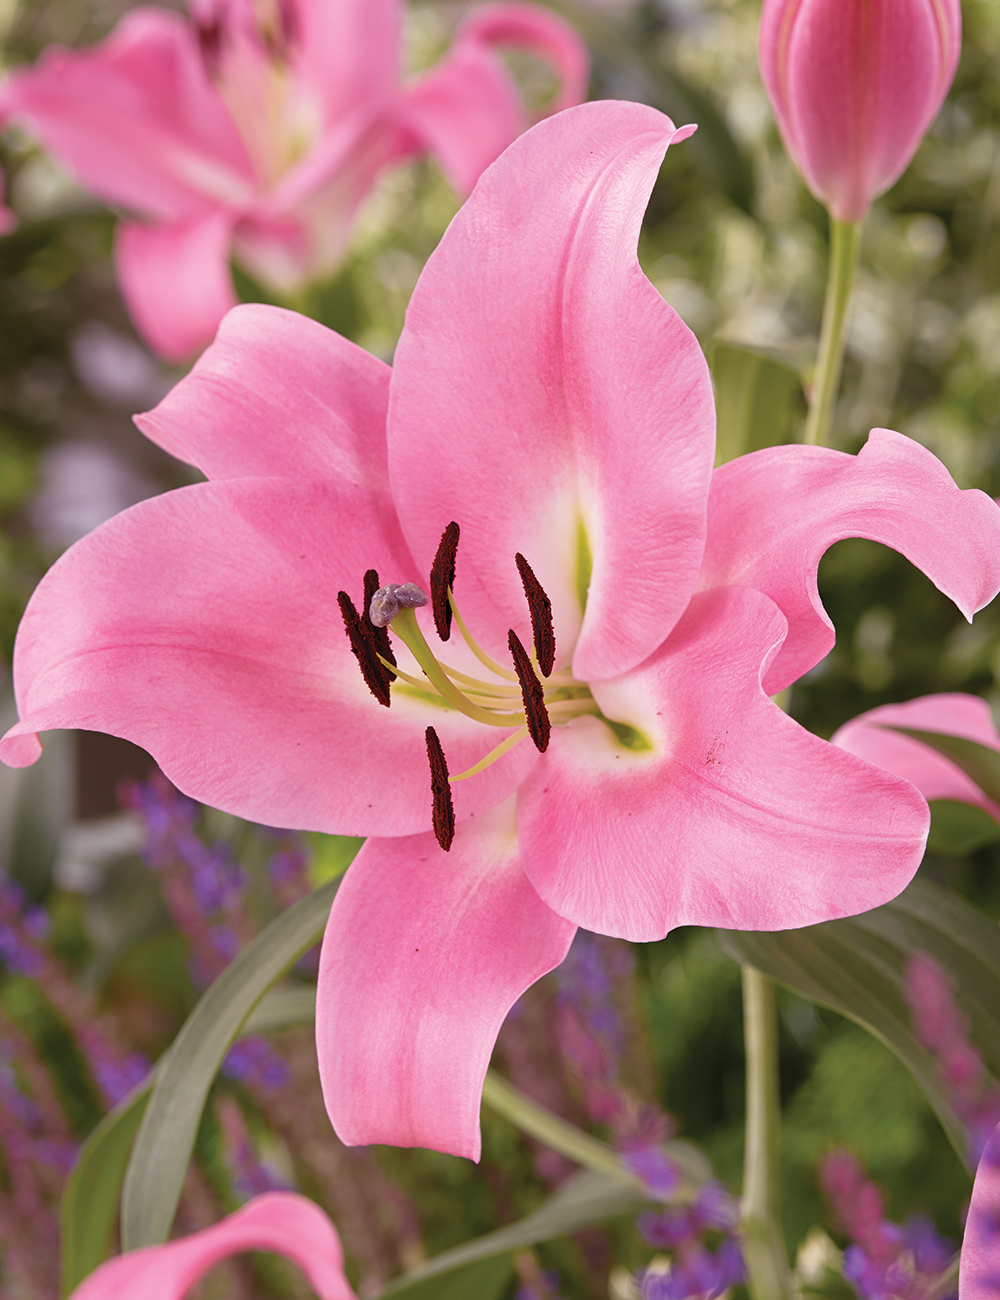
[222,1036,290,1090]
[92,1052,150,1107]
[639,1237,746,1300]
[624,1145,680,1198]
[820,1148,955,1300]
[905,953,1000,1164]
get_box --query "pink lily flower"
[67,1191,355,1299]
[0,0,587,360]
[759,0,962,222]
[961,1119,1000,1299]
[3,101,1000,1160]
[833,694,1000,825]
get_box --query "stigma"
[337,523,596,850]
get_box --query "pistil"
[340,526,601,846]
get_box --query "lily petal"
[960,1120,1000,1300]
[291,0,400,126]
[457,4,590,116]
[0,479,535,835]
[317,800,575,1159]
[397,36,524,197]
[116,211,238,361]
[399,2,589,196]
[135,304,391,489]
[699,428,1000,695]
[69,1192,355,1300]
[832,694,1000,822]
[0,7,253,220]
[390,101,712,682]
[517,586,928,942]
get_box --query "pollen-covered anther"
[425,726,455,851]
[514,553,555,677]
[508,629,551,753]
[369,582,428,628]
[337,591,391,708]
[430,521,460,641]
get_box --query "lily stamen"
[508,629,551,752]
[448,728,530,782]
[425,727,455,851]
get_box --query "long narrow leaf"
[718,877,1000,1171]
[378,1170,654,1300]
[59,1082,151,1297]
[120,879,339,1250]
[60,980,321,1294]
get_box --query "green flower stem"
[740,966,798,1300]
[803,219,861,448]
[481,1071,711,1197]
[482,1072,632,1182]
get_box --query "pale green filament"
[449,728,529,782]
[390,608,524,727]
[382,594,633,784]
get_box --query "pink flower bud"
[759,0,962,222]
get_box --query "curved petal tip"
[0,727,42,768]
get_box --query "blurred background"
[0,0,999,1295]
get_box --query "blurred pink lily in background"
[833,694,1000,825]
[0,0,588,359]
[758,0,962,221]
[3,101,1000,1161]
[961,1119,1000,1299]
[68,1192,355,1299]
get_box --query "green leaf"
[927,799,1000,856]
[717,876,1000,1171]
[59,980,321,1295]
[121,879,340,1250]
[378,1170,654,1300]
[381,1253,514,1300]
[60,1081,151,1297]
[482,1070,711,1193]
[884,726,1000,806]
[709,341,805,466]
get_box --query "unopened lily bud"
[759,0,961,223]
[369,583,428,628]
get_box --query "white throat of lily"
[337,522,632,852]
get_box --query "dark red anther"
[514,553,555,677]
[196,16,223,68]
[364,568,396,681]
[425,727,455,851]
[508,629,551,753]
[430,521,460,642]
[337,591,391,707]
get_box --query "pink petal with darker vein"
[833,693,1000,823]
[390,101,712,683]
[699,428,1000,696]
[135,304,391,488]
[69,1192,354,1300]
[517,586,928,941]
[0,479,534,835]
[317,800,575,1160]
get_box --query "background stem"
[740,965,798,1300]
[803,219,860,448]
